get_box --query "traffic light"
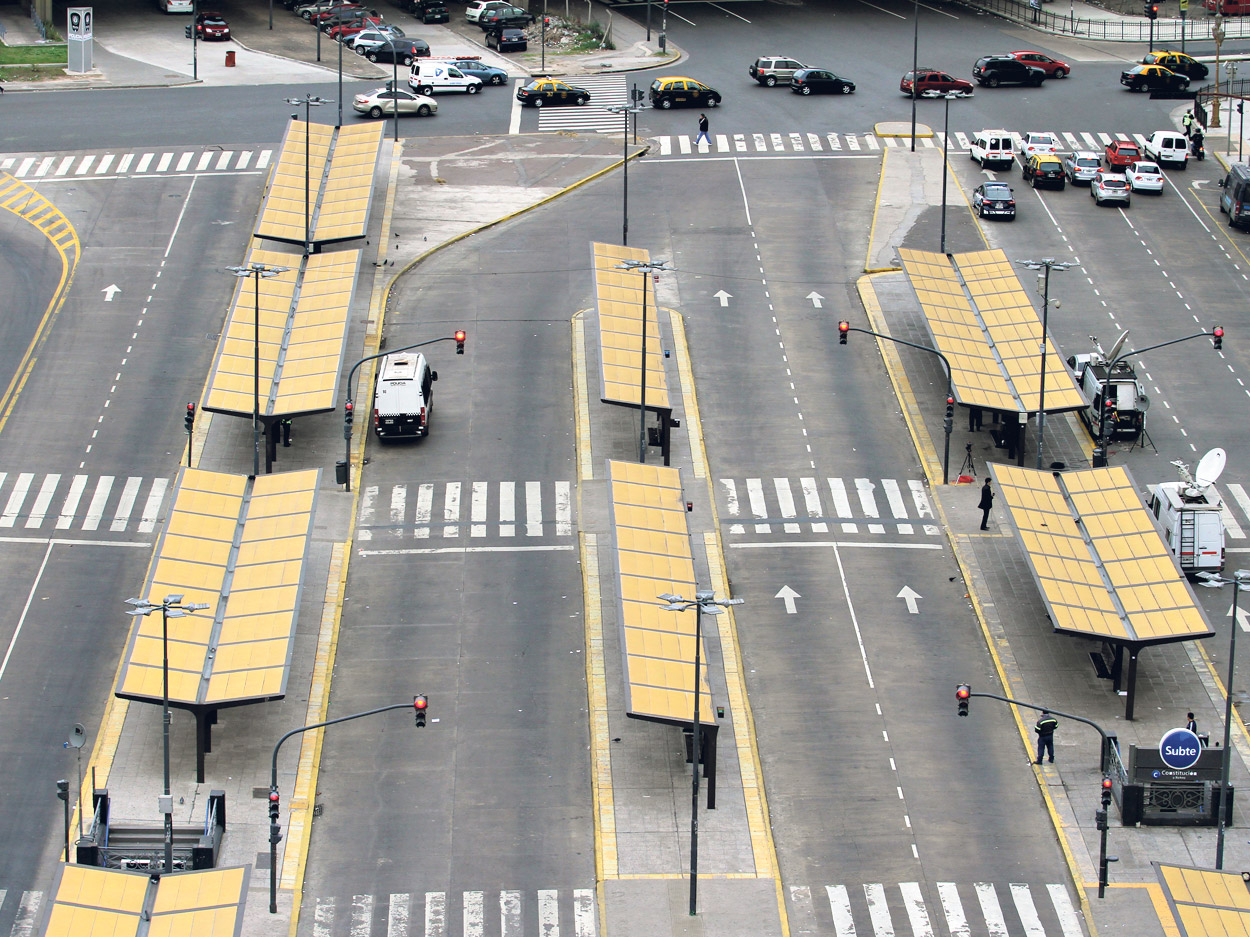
[455,330,466,355]
[956,683,971,717]
[414,694,428,727]
[56,779,69,802]
[944,397,954,434]
[268,788,281,822]
[1146,1,1158,17]
[838,321,849,344]
[1213,326,1224,350]
[1101,776,1113,807]
[344,401,354,429]
[185,402,195,434]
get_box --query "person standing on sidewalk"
[695,113,710,148]
[978,477,993,530]
[1034,710,1058,764]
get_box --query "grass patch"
[0,44,69,65]
[565,20,613,53]
[0,64,67,81]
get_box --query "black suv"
[972,55,1045,88]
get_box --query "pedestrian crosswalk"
[720,477,940,537]
[788,881,1086,937]
[0,148,273,180]
[652,129,1165,159]
[308,887,596,937]
[356,480,573,541]
[536,76,627,133]
[0,472,169,536]
[0,888,43,937]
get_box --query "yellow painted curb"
[572,311,595,483]
[864,148,892,275]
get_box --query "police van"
[1219,163,1250,229]
[408,60,483,95]
[373,352,437,440]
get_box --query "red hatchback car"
[1010,51,1070,78]
[900,67,974,97]
[1105,140,1142,168]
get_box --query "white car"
[1126,160,1165,194]
[350,24,402,51]
[353,86,437,118]
[464,0,509,21]
[1019,131,1059,159]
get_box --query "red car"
[1010,50,1070,78]
[310,3,362,24]
[1105,139,1142,169]
[186,11,231,40]
[900,67,974,98]
[327,14,383,39]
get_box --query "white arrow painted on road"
[1229,602,1250,632]
[774,585,800,614]
[981,168,998,179]
[806,291,824,309]
[1192,179,1210,190]
[713,290,732,307]
[897,585,922,614]
[102,284,121,302]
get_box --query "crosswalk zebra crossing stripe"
[356,480,573,541]
[0,889,43,937]
[536,76,627,133]
[652,130,1159,159]
[790,882,1083,937]
[0,472,170,535]
[720,478,940,536]
[0,148,274,180]
[310,888,596,937]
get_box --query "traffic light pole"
[839,323,954,484]
[1097,777,1114,897]
[958,688,1117,766]
[340,334,463,491]
[268,699,429,913]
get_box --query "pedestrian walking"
[1183,110,1195,138]
[1034,710,1058,764]
[1186,712,1198,734]
[695,113,710,148]
[978,477,993,530]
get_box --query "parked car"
[186,11,230,39]
[478,5,534,29]
[1063,151,1102,185]
[1121,64,1190,92]
[1021,154,1066,189]
[351,24,403,52]
[404,0,448,22]
[451,57,509,85]
[1010,50,1070,78]
[749,56,808,87]
[353,86,437,118]
[464,0,509,20]
[298,0,356,19]
[900,68,974,97]
[972,55,1045,87]
[789,68,855,95]
[1126,160,1165,193]
[1091,170,1131,206]
[328,15,384,40]
[309,3,364,23]
[1142,50,1208,80]
[1104,139,1142,168]
[972,181,1016,219]
[516,78,590,106]
[649,76,721,108]
[1019,131,1058,159]
[486,27,527,51]
[359,36,427,63]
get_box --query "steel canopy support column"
[1124,645,1139,721]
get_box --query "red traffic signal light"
[838,321,849,345]
[956,684,971,716]
[414,694,428,727]
[268,789,281,821]
[1213,326,1224,350]
[185,402,196,432]
[454,330,466,355]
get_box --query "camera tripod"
[959,443,976,479]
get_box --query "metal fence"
[953,0,1250,41]
[1195,76,1250,128]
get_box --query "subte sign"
[1159,727,1203,770]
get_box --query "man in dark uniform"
[1035,710,1058,764]
[978,478,993,530]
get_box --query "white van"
[1145,130,1188,168]
[969,130,1015,169]
[408,61,483,95]
[373,352,437,440]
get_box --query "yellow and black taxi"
[516,78,590,107]
[1141,50,1208,81]
[1021,154,1066,190]
[1120,63,1189,92]
[649,76,721,109]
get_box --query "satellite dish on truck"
[1196,447,1226,489]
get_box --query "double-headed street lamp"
[1016,258,1072,470]
[124,594,211,875]
[1197,568,1250,869]
[616,259,672,463]
[606,94,646,246]
[227,262,291,477]
[938,90,961,254]
[283,96,332,255]
[658,591,744,917]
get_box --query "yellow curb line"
[858,272,1102,937]
[581,532,616,937]
[572,311,595,483]
[864,149,893,275]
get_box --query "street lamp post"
[227,263,291,477]
[658,591,744,916]
[1214,15,1225,129]
[1198,568,1250,869]
[616,259,672,463]
[124,594,211,876]
[283,96,332,255]
[606,101,645,246]
[910,0,919,151]
[1016,259,1072,470]
[939,91,959,254]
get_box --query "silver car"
[1091,171,1131,207]
[353,86,437,118]
[1063,151,1102,185]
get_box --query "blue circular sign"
[1159,728,1203,770]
